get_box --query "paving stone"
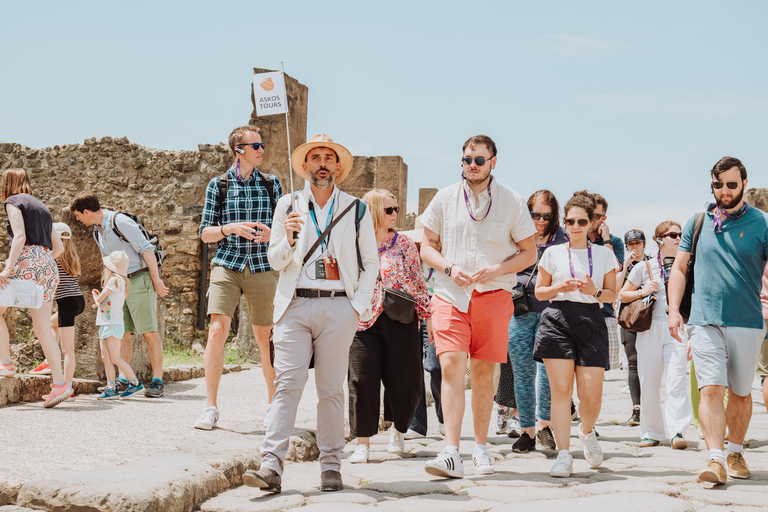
[200,487,306,512]
[568,478,680,495]
[305,489,394,504]
[0,506,38,512]
[176,437,262,485]
[696,506,765,512]
[488,492,695,512]
[376,494,498,512]
[16,452,230,512]
[463,485,580,502]
[681,489,768,507]
[279,504,373,512]
[361,477,476,497]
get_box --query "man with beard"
[244,134,378,493]
[668,156,768,485]
[420,135,537,478]
[195,125,281,431]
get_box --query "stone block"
[419,188,438,214]
[16,452,230,512]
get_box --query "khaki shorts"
[207,266,278,326]
[757,319,768,377]
[123,271,159,335]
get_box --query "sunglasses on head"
[564,218,590,227]
[530,212,553,221]
[461,156,491,166]
[237,142,266,151]
[711,181,739,190]
[663,232,682,239]
[384,206,399,215]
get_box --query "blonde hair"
[58,238,82,277]
[1,168,32,202]
[362,188,397,233]
[654,220,682,242]
[101,267,130,298]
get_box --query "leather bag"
[618,260,656,333]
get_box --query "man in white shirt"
[420,135,537,478]
[243,134,378,494]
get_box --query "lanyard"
[567,241,593,278]
[461,175,493,222]
[712,201,749,233]
[426,267,434,281]
[537,233,555,249]
[656,252,665,280]
[378,232,399,253]
[309,194,337,251]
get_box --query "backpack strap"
[690,212,705,258]
[111,211,130,243]
[217,173,229,225]
[259,171,276,215]
[355,199,367,272]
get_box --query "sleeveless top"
[4,194,53,250]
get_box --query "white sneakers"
[350,444,370,464]
[578,425,604,468]
[550,450,574,477]
[194,406,220,430]
[472,448,494,475]
[388,428,405,453]
[425,449,464,479]
[403,429,425,440]
[438,422,445,436]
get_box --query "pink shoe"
[0,361,15,377]
[43,383,73,408]
[30,360,51,375]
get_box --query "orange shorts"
[431,289,513,363]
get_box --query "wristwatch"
[445,264,455,276]
[594,289,603,298]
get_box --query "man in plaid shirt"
[194,125,282,431]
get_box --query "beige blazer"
[268,186,379,323]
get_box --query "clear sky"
[2,1,766,251]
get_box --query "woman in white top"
[533,193,618,478]
[619,221,691,450]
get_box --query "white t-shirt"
[95,276,126,326]
[539,243,618,304]
[628,259,668,321]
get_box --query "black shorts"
[533,301,609,369]
[56,295,85,328]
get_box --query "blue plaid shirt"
[199,168,282,273]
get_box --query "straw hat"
[53,222,72,240]
[399,215,425,244]
[291,134,354,184]
[103,251,129,277]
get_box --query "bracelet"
[638,289,643,299]
[220,225,226,237]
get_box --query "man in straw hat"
[244,134,378,493]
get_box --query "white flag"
[253,71,288,117]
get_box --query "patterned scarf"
[709,201,749,234]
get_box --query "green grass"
[162,341,250,367]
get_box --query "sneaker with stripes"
[424,449,464,479]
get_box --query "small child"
[93,251,143,399]
[32,224,85,398]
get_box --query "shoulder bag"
[618,260,656,332]
[679,212,705,323]
[512,253,542,317]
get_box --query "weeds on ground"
[163,340,249,367]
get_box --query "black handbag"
[512,254,541,317]
[382,286,417,324]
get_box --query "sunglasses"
[530,212,553,221]
[592,213,604,220]
[711,181,740,190]
[384,206,399,215]
[663,232,682,239]
[461,156,492,166]
[237,142,266,151]
[564,218,590,227]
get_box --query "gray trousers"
[260,296,359,475]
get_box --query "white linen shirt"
[292,183,345,292]
[421,177,536,313]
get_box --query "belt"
[128,268,149,279]
[295,289,347,299]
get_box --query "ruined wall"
[746,188,768,212]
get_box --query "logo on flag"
[253,72,288,116]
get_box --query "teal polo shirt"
[679,206,768,329]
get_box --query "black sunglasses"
[565,218,590,227]
[384,206,399,215]
[530,212,553,221]
[461,156,492,166]
[663,232,682,239]
[237,142,266,151]
[712,181,739,190]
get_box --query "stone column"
[419,188,438,215]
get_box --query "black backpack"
[217,171,277,220]
[94,211,166,268]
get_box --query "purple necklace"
[567,241,593,278]
[712,201,749,233]
[461,174,493,222]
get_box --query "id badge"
[323,256,340,280]
[315,259,326,279]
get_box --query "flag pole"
[281,61,296,214]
